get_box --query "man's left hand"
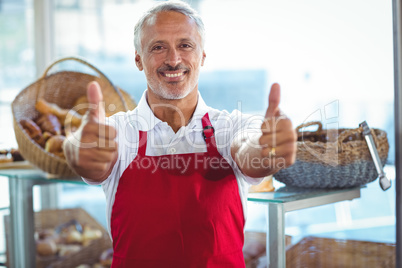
[258,83,297,173]
[231,83,297,179]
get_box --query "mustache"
[158,64,190,72]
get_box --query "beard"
[150,81,193,100]
[147,64,197,100]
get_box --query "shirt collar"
[128,90,210,132]
[187,93,210,130]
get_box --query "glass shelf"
[0,167,83,185]
[248,185,362,204]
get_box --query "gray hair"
[134,0,205,54]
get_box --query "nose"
[164,48,181,67]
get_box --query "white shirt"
[84,91,264,236]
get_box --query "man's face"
[135,11,206,100]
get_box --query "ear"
[201,51,206,66]
[135,52,143,71]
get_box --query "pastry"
[45,135,66,158]
[10,148,24,161]
[36,113,62,135]
[82,225,102,246]
[36,239,58,256]
[58,244,81,257]
[65,229,83,244]
[19,119,42,141]
[93,264,107,268]
[36,131,53,148]
[75,265,91,268]
[0,155,13,164]
[75,265,92,268]
[35,99,83,127]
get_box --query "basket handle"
[337,127,380,151]
[41,56,129,111]
[296,121,323,133]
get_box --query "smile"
[164,72,184,78]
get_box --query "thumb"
[87,81,105,123]
[265,83,281,118]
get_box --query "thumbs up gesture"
[231,83,296,179]
[63,81,118,182]
[87,81,106,123]
[259,83,296,172]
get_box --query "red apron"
[110,113,245,267]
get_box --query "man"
[63,1,296,267]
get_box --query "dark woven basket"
[274,121,389,188]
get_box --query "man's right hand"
[63,81,118,182]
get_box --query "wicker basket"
[286,236,395,268]
[244,232,292,268]
[5,208,112,268]
[274,121,389,188]
[12,57,136,177]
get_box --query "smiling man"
[63,1,297,267]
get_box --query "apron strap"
[137,131,147,156]
[201,113,219,155]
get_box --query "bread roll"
[93,264,107,268]
[82,225,102,246]
[36,239,58,256]
[65,229,83,244]
[75,265,91,268]
[75,264,92,268]
[36,131,53,148]
[45,135,66,158]
[58,244,81,257]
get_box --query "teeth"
[165,72,184,78]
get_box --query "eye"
[151,45,165,52]
[180,43,193,49]
[152,45,163,50]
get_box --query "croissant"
[36,114,62,135]
[35,99,82,127]
[20,119,42,140]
